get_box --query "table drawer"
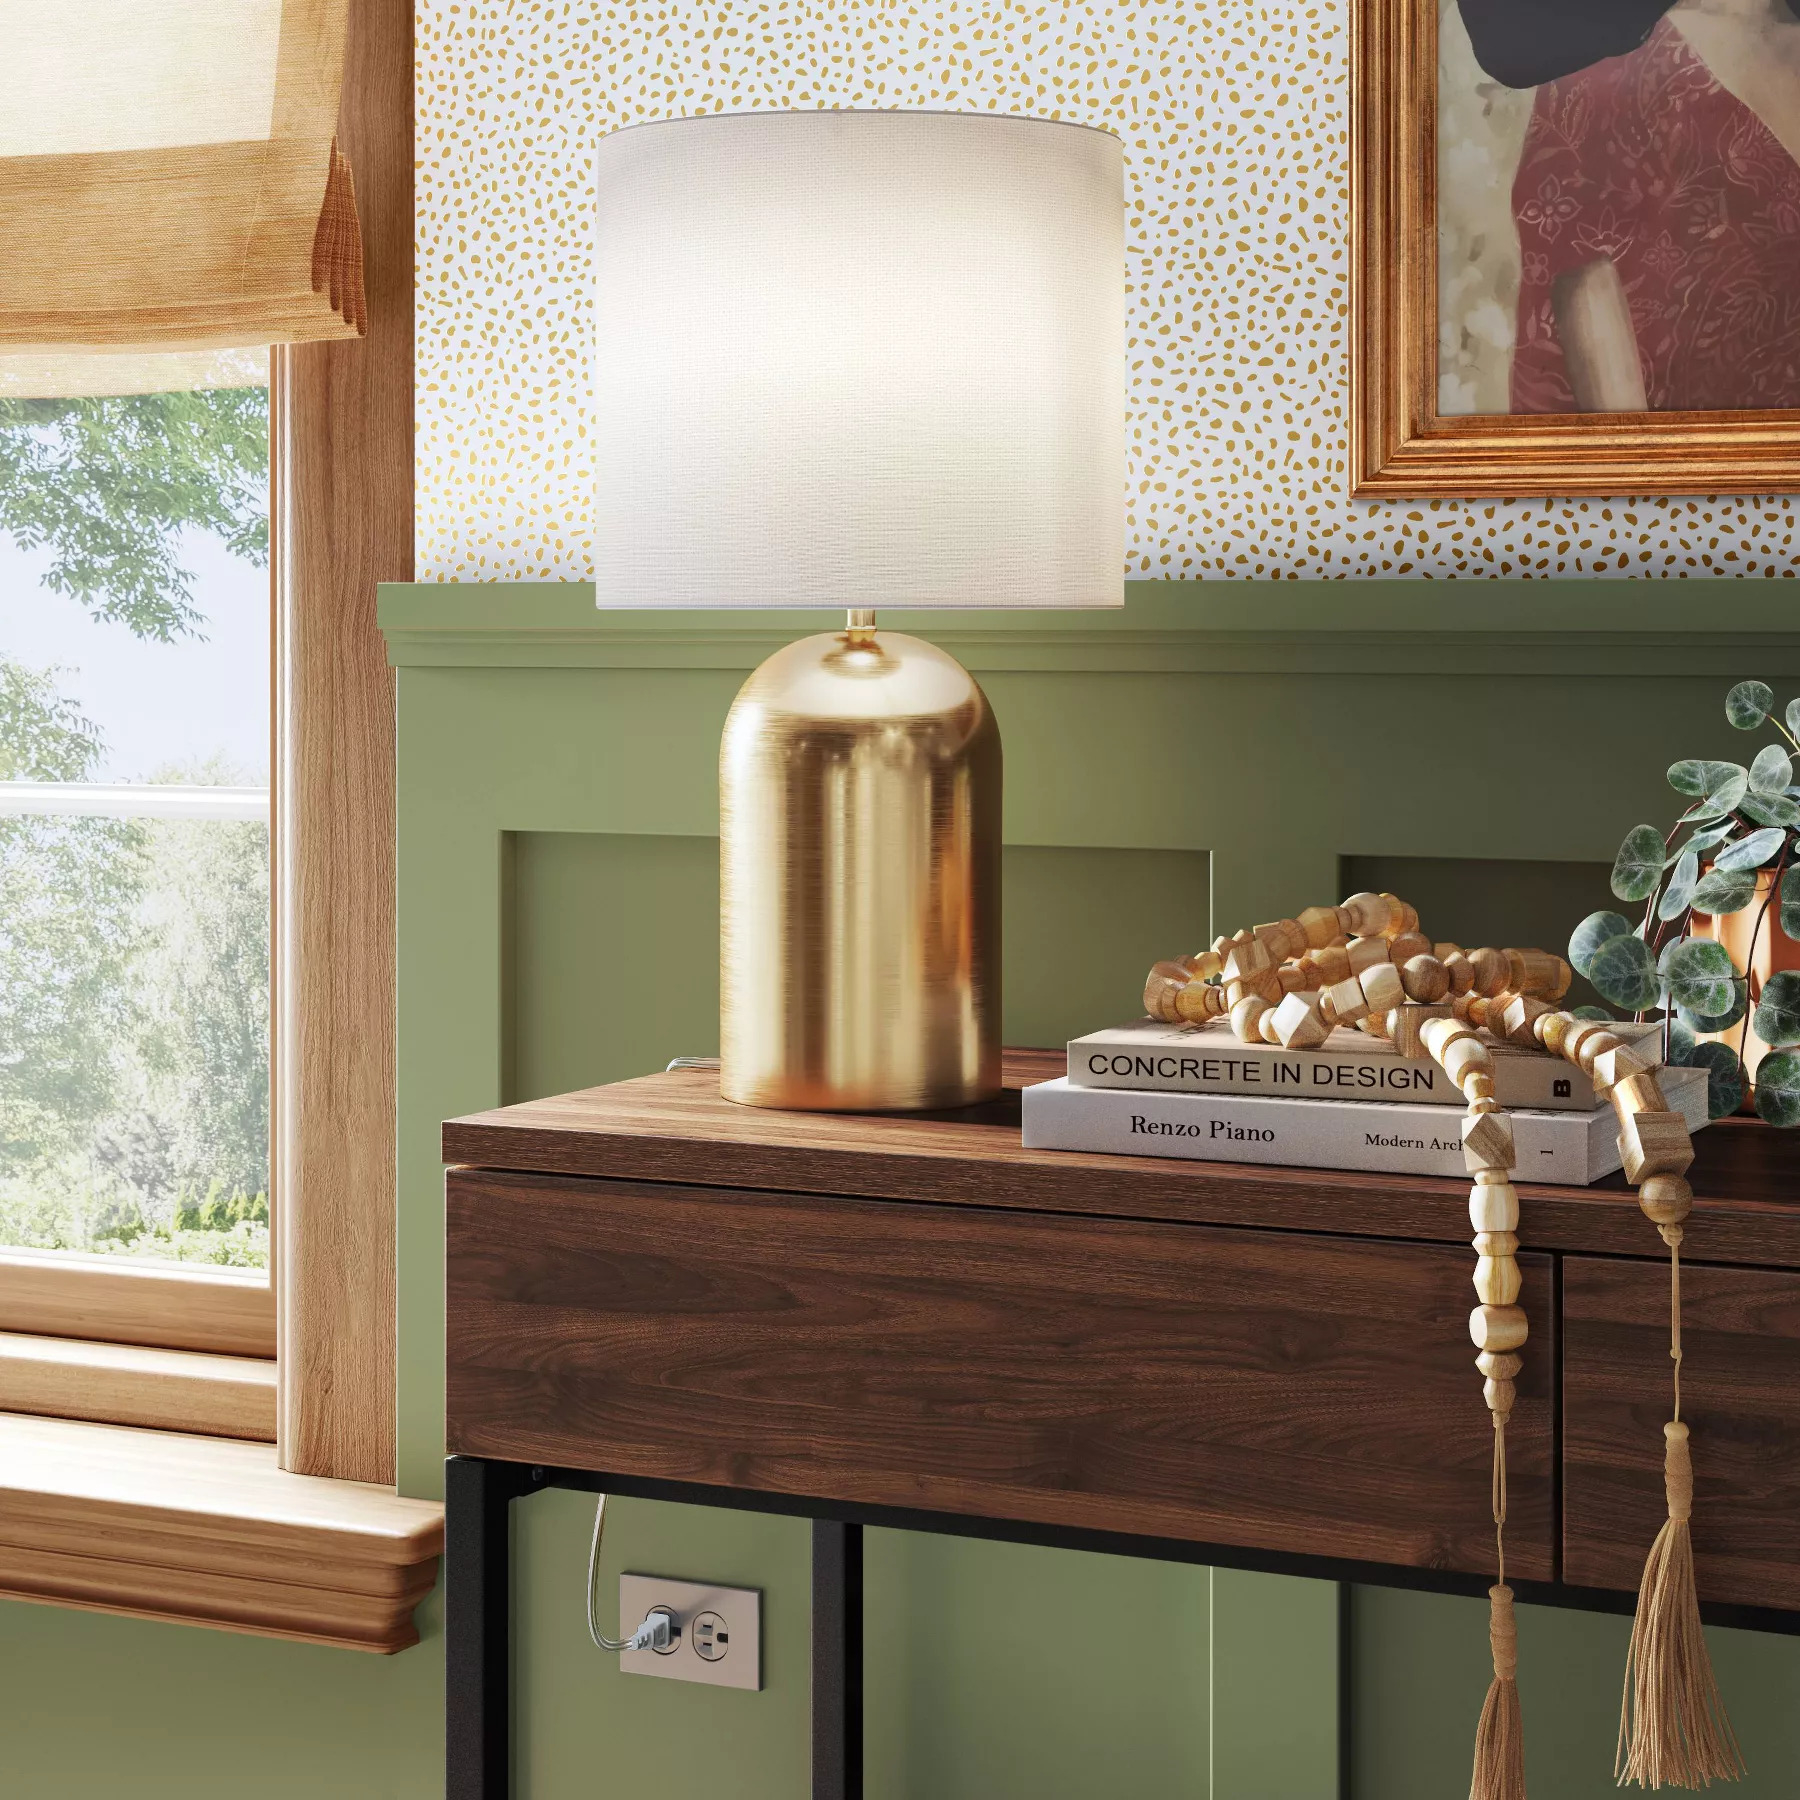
[447,1169,1553,1579]
[1563,1256,1800,1609]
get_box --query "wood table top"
[444,1049,1800,1268]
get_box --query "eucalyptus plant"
[1570,680,1800,1127]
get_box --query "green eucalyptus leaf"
[1681,819,1741,853]
[1589,932,1662,1011]
[1782,863,1800,940]
[1752,969,1800,1048]
[1669,757,1744,797]
[1689,768,1751,821]
[1569,911,1633,978]
[1679,983,1748,1035]
[1727,679,1774,729]
[1659,936,1739,1017]
[1685,1041,1747,1119]
[1611,825,1667,902]
[1713,827,1786,872]
[1658,850,1699,920]
[1569,1004,1615,1022]
[1665,1018,1698,1065]
[1750,743,1795,794]
[1754,1049,1800,1127]
[1739,793,1800,830]
[1788,696,1800,741]
[1690,867,1758,915]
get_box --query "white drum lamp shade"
[590,110,1124,608]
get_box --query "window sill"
[0,1412,443,1652]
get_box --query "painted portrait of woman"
[1436,0,1800,417]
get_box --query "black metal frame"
[444,1455,1800,1800]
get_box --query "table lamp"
[592,110,1124,1110]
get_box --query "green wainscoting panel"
[386,582,1800,1800]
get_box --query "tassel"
[1615,1421,1744,1788]
[1471,1583,1526,1800]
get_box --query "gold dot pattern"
[415,1,1800,583]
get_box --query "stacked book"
[1023,1016,1710,1183]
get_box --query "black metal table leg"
[811,1519,864,1800]
[447,1457,532,1800]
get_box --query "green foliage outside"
[0,387,270,1265]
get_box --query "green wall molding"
[378,580,1800,675]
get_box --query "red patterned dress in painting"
[1510,18,1800,412]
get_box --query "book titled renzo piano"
[1023,1066,1710,1185]
[1068,1016,1669,1112]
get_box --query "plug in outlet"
[618,1574,761,1691]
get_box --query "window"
[1,358,273,1272]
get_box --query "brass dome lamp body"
[720,614,1001,1110]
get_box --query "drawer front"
[446,1170,1553,1578]
[1564,1256,1800,1609]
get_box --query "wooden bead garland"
[1142,892,1737,1799]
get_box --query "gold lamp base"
[719,612,1001,1111]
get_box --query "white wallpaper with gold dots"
[415,0,1799,583]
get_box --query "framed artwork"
[1353,0,1800,496]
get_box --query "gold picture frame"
[1351,0,1800,498]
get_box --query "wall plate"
[618,1573,761,1691]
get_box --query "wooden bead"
[1468,947,1510,997]
[1470,1304,1529,1353]
[1144,961,1189,1020]
[1559,1020,1611,1067]
[1359,961,1405,1014]
[1388,930,1432,966]
[1441,1035,1493,1091]
[1533,1010,1573,1054]
[1222,939,1274,984]
[1255,919,1309,960]
[1467,1094,1501,1114]
[1230,994,1271,1042]
[1347,935,1391,977]
[1618,1109,1695,1183]
[1388,1002,1452,1059]
[1474,1255,1522,1305]
[1443,951,1475,996]
[1381,893,1420,937]
[1609,1071,1668,1117]
[1297,905,1342,949]
[1472,1230,1519,1257]
[1575,1030,1626,1077]
[1340,891,1394,936]
[1188,949,1224,983]
[1498,993,1553,1048]
[1259,1005,1284,1044]
[1271,989,1331,1050]
[1483,1377,1517,1417]
[1419,1016,1476,1062]
[1476,1350,1522,1380]
[1359,1007,1392,1038]
[1174,981,1227,1023]
[1319,977,1369,1027]
[1463,1107,1516,1173]
[1463,1071,1496,1104]
[1303,944,1350,987]
[1506,949,1571,998]
[1638,1173,1694,1226]
[1434,941,1464,961]
[1590,1044,1648,1093]
[1399,954,1450,1003]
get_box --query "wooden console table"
[441,1050,1800,1799]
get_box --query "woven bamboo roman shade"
[0,0,365,361]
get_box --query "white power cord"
[586,1492,676,1653]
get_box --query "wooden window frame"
[0,0,434,1652]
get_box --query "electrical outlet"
[618,1574,761,1691]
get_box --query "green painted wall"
[7,580,1800,1799]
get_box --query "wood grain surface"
[273,0,412,1484]
[442,1055,1800,1268]
[0,1412,442,1650]
[0,1251,274,1358]
[0,1333,276,1441]
[446,1169,1556,1580]
[1563,1257,1800,1610]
